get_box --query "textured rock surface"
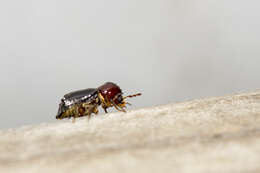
[1,91,260,173]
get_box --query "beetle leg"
[111,95,127,111]
[98,95,109,113]
[111,100,126,112]
[87,114,91,121]
[103,106,108,113]
[93,106,99,115]
[125,102,131,106]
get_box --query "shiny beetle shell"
[56,88,99,119]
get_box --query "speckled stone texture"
[1,91,260,173]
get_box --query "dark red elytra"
[98,82,122,102]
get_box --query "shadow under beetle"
[56,82,141,120]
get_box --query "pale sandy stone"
[1,91,260,173]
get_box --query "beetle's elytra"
[56,82,141,120]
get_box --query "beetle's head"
[98,82,141,112]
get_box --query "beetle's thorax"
[97,82,124,107]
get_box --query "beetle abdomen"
[56,88,98,119]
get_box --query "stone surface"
[1,91,260,173]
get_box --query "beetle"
[56,82,141,120]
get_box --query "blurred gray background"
[0,0,260,129]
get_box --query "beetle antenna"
[125,102,132,106]
[123,93,142,99]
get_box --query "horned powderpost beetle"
[56,82,141,120]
